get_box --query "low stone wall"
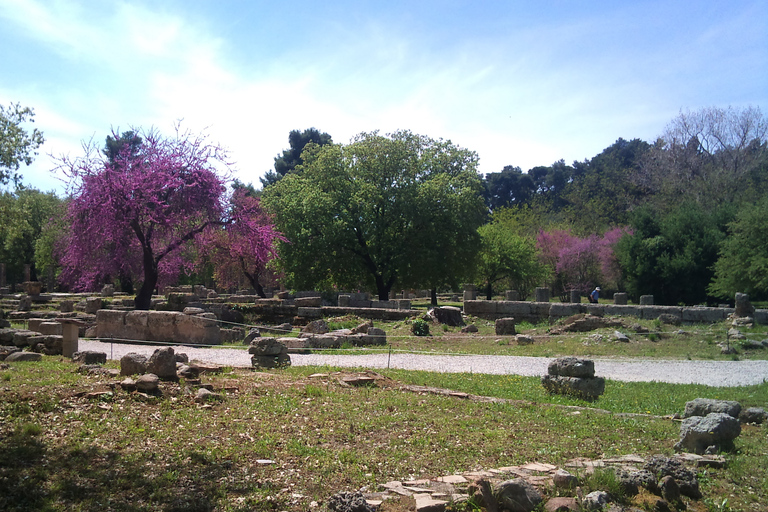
[96,310,221,345]
[464,300,766,325]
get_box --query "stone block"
[505,290,520,301]
[639,294,654,305]
[72,351,107,365]
[613,292,628,305]
[495,317,516,335]
[753,309,767,325]
[641,306,682,321]
[39,322,62,335]
[147,347,178,379]
[123,311,149,341]
[548,357,595,378]
[682,307,726,323]
[583,303,606,316]
[295,296,322,307]
[297,307,323,318]
[176,313,220,345]
[541,375,605,400]
[549,303,582,321]
[95,310,127,339]
[60,300,75,313]
[534,287,550,303]
[27,318,45,332]
[603,304,641,318]
[675,413,741,454]
[684,398,741,418]
[146,311,180,342]
[85,297,103,314]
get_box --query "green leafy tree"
[262,130,485,300]
[0,103,45,186]
[0,188,62,285]
[615,202,732,305]
[475,215,547,300]
[261,128,333,188]
[708,196,768,301]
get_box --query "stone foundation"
[96,310,220,345]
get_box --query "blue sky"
[1,0,766,194]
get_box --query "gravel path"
[79,339,768,387]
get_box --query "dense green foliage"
[262,130,485,300]
[0,188,62,285]
[261,128,333,188]
[0,102,44,186]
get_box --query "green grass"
[1,358,766,511]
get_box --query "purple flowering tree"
[58,127,281,310]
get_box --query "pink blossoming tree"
[58,127,282,309]
[536,227,631,299]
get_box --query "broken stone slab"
[72,351,107,365]
[495,478,543,512]
[5,351,42,362]
[674,413,741,455]
[547,357,595,378]
[739,407,767,424]
[683,398,741,419]
[541,374,605,400]
[427,306,465,327]
[495,317,516,335]
[135,373,160,393]
[120,352,148,376]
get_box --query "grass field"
[1,356,766,511]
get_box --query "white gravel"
[78,339,768,387]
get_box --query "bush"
[411,319,430,337]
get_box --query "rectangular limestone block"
[174,313,220,345]
[123,311,150,341]
[39,322,63,335]
[464,300,498,318]
[295,296,322,307]
[603,305,641,318]
[755,309,767,325]
[682,307,726,323]
[549,303,583,321]
[27,318,46,332]
[297,307,323,318]
[640,306,683,320]
[95,310,127,339]
[146,311,181,342]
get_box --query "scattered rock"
[249,337,290,368]
[244,328,261,344]
[684,398,741,418]
[552,469,578,489]
[515,334,534,345]
[548,357,595,378]
[195,387,223,403]
[739,407,767,424]
[657,314,680,325]
[72,351,107,365]
[327,491,376,512]
[461,324,478,333]
[178,364,200,379]
[135,373,160,393]
[120,353,148,376]
[5,351,42,362]
[119,378,136,391]
[612,331,630,342]
[303,319,329,335]
[495,317,516,336]
[495,478,542,512]
[676,413,741,455]
[544,497,579,511]
[175,352,189,363]
[581,491,611,511]
[644,456,701,499]
[734,292,754,318]
[427,306,465,327]
[147,347,178,380]
[551,314,622,334]
[659,476,682,507]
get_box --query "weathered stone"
[613,292,628,305]
[428,306,465,327]
[60,300,75,313]
[534,287,550,303]
[135,373,160,393]
[244,328,261,344]
[0,345,20,360]
[295,296,322,307]
[195,387,223,403]
[505,290,520,301]
[644,456,701,499]
[581,491,611,511]
[548,357,595,378]
[613,330,630,342]
[461,324,478,333]
[175,352,189,363]
[72,351,107,365]
[327,491,376,512]
[119,378,136,391]
[734,292,754,318]
[657,313,681,325]
[302,319,329,334]
[541,375,605,400]
[495,478,542,512]
[495,317,516,335]
[248,337,285,356]
[147,347,178,380]
[675,413,741,455]
[363,327,387,346]
[684,398,741,418]
[659,476,682,506]
[178,364,200,379]
[120,352,148,376]
[251,353,291,369]
[101,284,115,297]
[515,334,534,345]
[552,469,578,489]
[739,407,767,424]
[0,328,15,343]
[639,295,654,305]
[85,297,103,314]
[183,307,205,315]
[5,351,42,362]
[544,497,579,512]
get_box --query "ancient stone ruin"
[541,356,605,400]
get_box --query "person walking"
[589,286,601,303]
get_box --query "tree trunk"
[135,252,158,310]
[375,274,391,301]
[486,281,493,300]
[244,270,266,298]
[119,271,134,294]
[430,288,438,306]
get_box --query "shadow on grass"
[0,429,276,512]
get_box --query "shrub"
[411,319,430,337]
